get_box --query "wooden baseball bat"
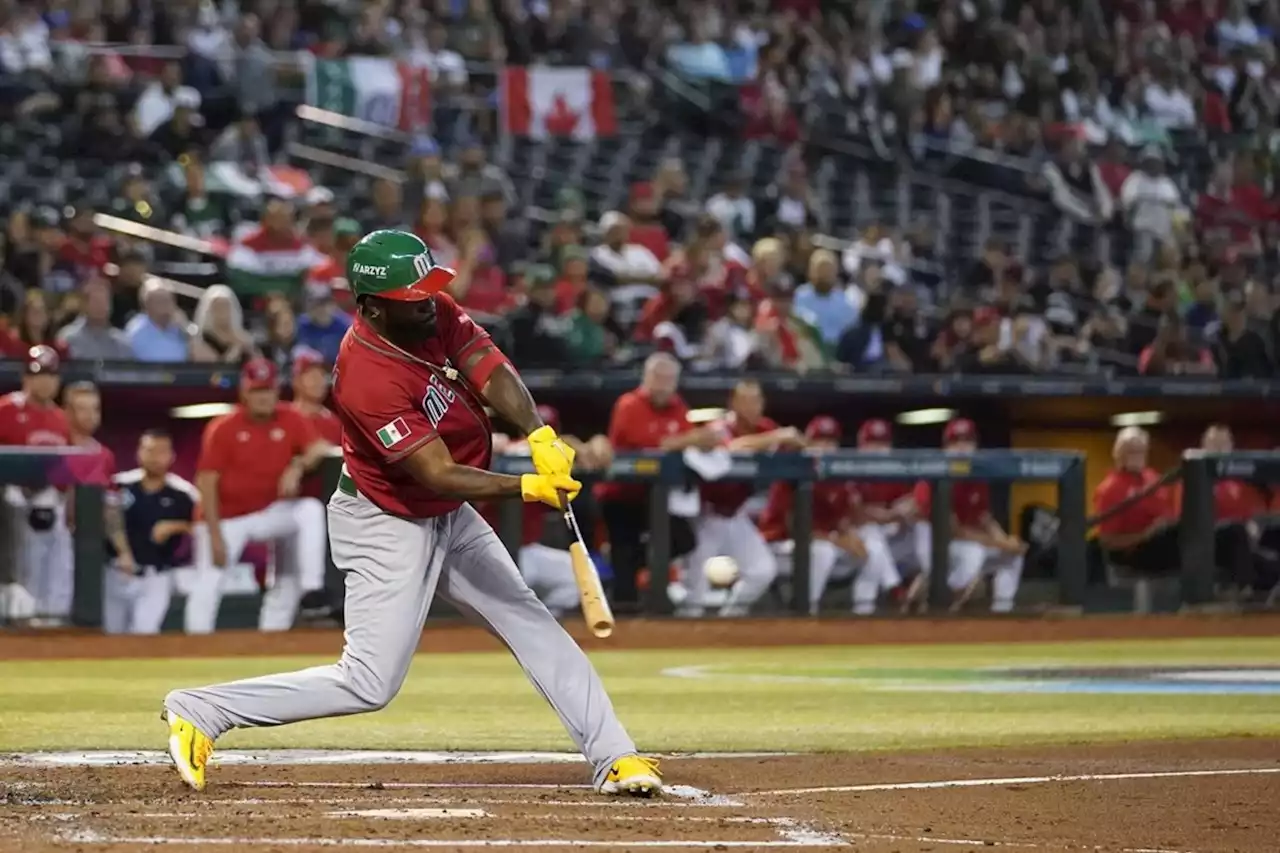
[560,498,615,638]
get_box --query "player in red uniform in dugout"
[1093,426,1182,577]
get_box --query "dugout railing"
[493,449,1089,615]
[0,448,105,627]
[1180,450,1280,608]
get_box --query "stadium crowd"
[0,0,1278,378]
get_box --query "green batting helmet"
[346,229,456,302]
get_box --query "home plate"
[327,809,489,819]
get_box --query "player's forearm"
[196,472,222,531]
[104,503,133,560]
[659,428,711,451]
[405,455,523,501]
[481,363,544,437]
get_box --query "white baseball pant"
[519,543,580,616]
[165,490,637,790]
[913,522,1024,611]
[773,529,900,615]
[686,510,778,615]
[187,497,327,634]
[102,565,172,635]
[8,487,74,620]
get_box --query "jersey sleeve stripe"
[385,430,438,464]
[113,467,145,485]
[164,473,201,502]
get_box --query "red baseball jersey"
[294,403,343,445]
[333,295,509,518]
[197,404,320,520]
[913,479,991,528]
[851,480,914,508]
[595,388,691,504]
[63,437,117,487]
[1212,479,1265,523]
[1093,468,1173,537]
[758,480,857,542]
[0,391,70,447]
[700,414,778,517]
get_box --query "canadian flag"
[500,67,618,140]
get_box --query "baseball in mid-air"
[703,555,740,588]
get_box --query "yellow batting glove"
[527,425,576,478]
[520,472,582,509]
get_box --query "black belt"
[337,470,357,497]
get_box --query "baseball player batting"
[163,230,662,797]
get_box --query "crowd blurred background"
[1,0,1279,380]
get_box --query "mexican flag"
[304,55,431,133]
[500,67,617,139]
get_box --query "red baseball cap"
[26,345,60,375]
[943,418,978,445]
[291,349,326,381]
[805,415,841,441]
[241,357,279,392]
[857,418,892,446]
[536,404,560,433]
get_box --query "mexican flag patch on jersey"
[376,418,411,448]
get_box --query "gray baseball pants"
[165,486,637,788]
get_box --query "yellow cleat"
[598,755,662,797]
[163,709,214,791]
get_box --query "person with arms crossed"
[187,357,332,634]
[104,431,198,634]
[596,352,718,612]
[910,418,1026,612]
[163,230,662,797]
[0,346,72,623]
[683,380,803,616]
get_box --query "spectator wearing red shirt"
[910,419,1026,612]
[58,204,113,285]
[449,229,513,316]
[1138,314,1217,376]
[627,183,671,263]
[553,246,591,315]
[596,353,718,610]
[1093,426,1179,575]
[1095,139,1133,200]
[2,290,70,361]
[741,81,801,145]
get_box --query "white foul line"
[748,766,1280,796]
[60,832,845,848]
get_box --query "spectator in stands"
[108,251,149,330]
[793,249,858,348]
[3,290,69,360]
[755,272,826,372]
[1214,291,1274,378]
[414,197,458,269]
[480,181,527,271]
[191,285,255,364]
[507,266,569,368]
[552,246,591,315]
[259,297,300,372]
[653,158,696,242]
[1139,314,1217,377]
[295,291,352,365]
[57,277,132,361]
[131,61,202,139]
[125,280,193,363]
[1120,146,1188,261]
[226,199,323,299]
[170,160,228,241]
[58,203,112,289]
[705,172,755,242]
[702,291,760,370]
[111,170,165,228]
[363,177,408,234]
[231,14,282,151]
[627,183,671,263]
[209,113,270,172]
[591,211,663,320]
[1042,135,1114,247]
[148,90,207,161]
[563,287,617,366]
[446,138,515,203]
[758,159,824,234]
[450,228,514,315]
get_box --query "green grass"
[2,638,1278,753]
